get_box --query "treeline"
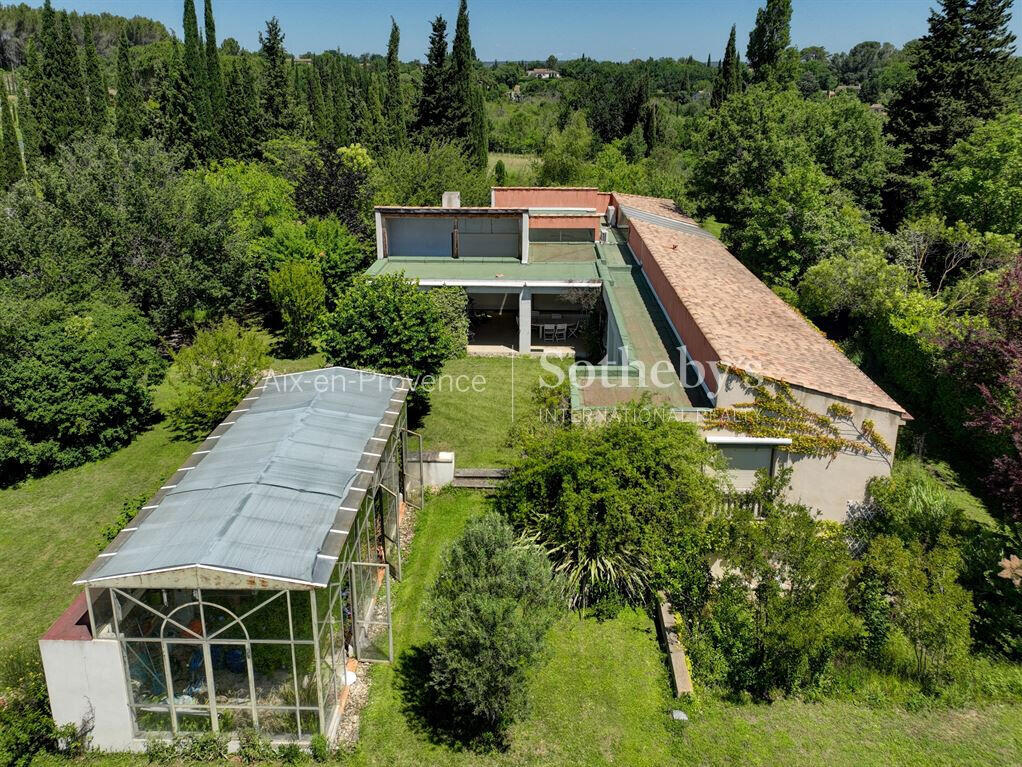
[0,0,498,485]
[0,1,168,68]
[694,0,1022,522]
[0,0,488,178]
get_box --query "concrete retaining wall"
[404,451,455,495]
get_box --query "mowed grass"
[418,356,569,467]
[0,423,196,654]
[346,488,678,767]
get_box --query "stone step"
[451,477,502,489]
[453,468,509,479]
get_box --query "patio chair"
[541,324,556,342]
[554,323,567,342]
[568,321,581,337]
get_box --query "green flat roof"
[366,257,601,284]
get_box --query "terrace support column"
[375,211,384,260]
[518,288,532,353]
[521,212,529,263]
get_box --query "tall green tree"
[223,58,261,157]
[415,15,451,141]
[17,40,42,167]
[114,31,142,140]
[259,17,292,135]
[887,0,1016,176]
[711,24,742,108]
[0,93,23,188]
[35,3,86,153]
[203,0,227,157]
[328,56,351,145]
[449,0,486,166]
[182,0,212,156]
[163,38,199,166]
[306,60,330,144]
[81,17,107,134]
[384,17,406,147]
[468,81,487,168]
[746,0,797,85]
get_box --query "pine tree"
[415,15,450,140]
[384,17,406,147]
[80,18,107,134]
[0,92,23,188]
[183,0,212,157]
[746,0,796,85]
[711,25,742,108]
[887,0,1016,175]
[35,7,87,152]
[204,0,227,158]
[259,17,292,135]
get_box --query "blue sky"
[47,0,1022,61]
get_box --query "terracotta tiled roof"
[613,193,908,417]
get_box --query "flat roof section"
[366,257,602,287]
[76,367,410,590]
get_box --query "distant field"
[488,152,538,176]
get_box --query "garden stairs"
[451,468,508,489]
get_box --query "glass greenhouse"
[70,367,417,742]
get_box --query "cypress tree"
[415,15,450,140]
[18,41,42,167]
[330,56,351,146]
[887,0,1016,175]
[259,17,292,135]
[114,31,142,140]
[0,92,23,188]
[204,0,227,157]
[164,38,199,166]
[384,17,406,147]
[182,0,212,156]
[81,17,107,134]
[711,25,741,108]
[307,59,329,144]
[450,0,473,138]
[59,13,87,130]
[223,57,261,157]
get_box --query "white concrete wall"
[40,638,138,752]
[405,451,455,496]
[715,373,903,521]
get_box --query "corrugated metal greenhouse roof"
[76,367,410,590]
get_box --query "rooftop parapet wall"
[492,187,612,214]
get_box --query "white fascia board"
[417,278,602,289]
[704,435,793,446]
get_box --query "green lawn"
[418,356,568,467]
[345,488,678,767]
[487,152,538,178]
[0,345,325,655]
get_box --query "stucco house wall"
[715,371,901,521]
[492,187,611,214]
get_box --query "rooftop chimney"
[442,191,461,208]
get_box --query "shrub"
[495,398,726,610]
[320,274,456,417]
[0,652,59,767]
[0,295,163,486]
[165,319,270,440]
[689,469,859,700]
[425,512,561,747]
[268,259,326,357]
[308,733,330,762]
[275,741,307,764]
[236,727,275,763]
[427,286,469,359]
[307,216,372,309]
[849,458,968,550]
[863,534,974,688]
[180,731,229,762]
[960,522,1022,659]
[144,737,178,763]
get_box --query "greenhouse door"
[349,561,393,663]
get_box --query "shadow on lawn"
[393,643,509,753]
